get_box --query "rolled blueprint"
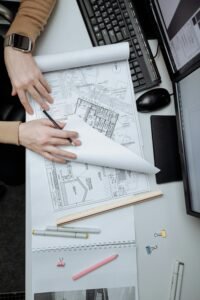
[35,43,129,72]
[62,115,159,174]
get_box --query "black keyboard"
[77,0,161,93]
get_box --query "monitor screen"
[175,67,200,215]
[153,0,200,74]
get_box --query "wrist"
[18,122,25,146]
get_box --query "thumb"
[11,86,17,96]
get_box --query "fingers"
[35,80,54,104]
[43,145,77,160]
[70,138,82,146]
[11,86,17,96]
[49,127,79,140]
[39,73,52,94]
[28,86,49,111]
[48,137,81,146]
[42,152,67,164]
[40,120,81,146]
[18,90,34,114]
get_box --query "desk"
[26,1,200,300]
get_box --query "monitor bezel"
[173,76,200,218]
[150,0,200,82]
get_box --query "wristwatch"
[4,33,33,53]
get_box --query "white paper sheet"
[35,43,129,72]
[32,242,137,294]
[62,115,159,174]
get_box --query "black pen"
[43,110,72,143]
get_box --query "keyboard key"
[95,11,101,17]
[133,81,140,88]
[102,11,108,18]
[97,17,103,23]
[139,79,146,85]
[130,51,136,59]
[133,61,139,67]
[132,75,137,81]
[131,69,135,75]
[122,27,128,39]
[130,30,135,36]
[137,73,144,79]
[114,8,121,15]
[91,17,97,25]
[99,23,105,30]
[109,30,117,43]
[110,14,115,20]
[114,26,120,32]
[112,20,118,26]
[96,32,103,40]
[98,40,105,46]
[94,25,99,32]
[105,18,110,24]
[116,14,123,21]
[124,12,129,18]
[105,2,111,8]
[102,29,111,43]
[135,66,141,73]
[106,24,112,30]
[85,0,94,17]
[116,32,123,41]
[100,5,105,12]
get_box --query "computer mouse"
[136,88,171,113]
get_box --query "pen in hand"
[42,110,72,144]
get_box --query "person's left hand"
[4,46,53,114]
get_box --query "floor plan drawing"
[29,49,149,214]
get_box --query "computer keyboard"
[77,0,161,93]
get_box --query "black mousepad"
[151,115,182,184]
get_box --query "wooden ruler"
[57,190,163,225]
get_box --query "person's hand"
[4,47,53,114]
[19,119,81,163]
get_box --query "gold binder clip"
[154,229,167,238]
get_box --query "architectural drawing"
[30,59,149,212]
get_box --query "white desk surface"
[26,1,200,299]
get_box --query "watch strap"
[4,34,13,47]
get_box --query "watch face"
[13,34,31,51]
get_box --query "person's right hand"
[18,119,81,163]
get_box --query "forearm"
[0,121,21,145]
[6,0,57,43]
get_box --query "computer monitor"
[151,0,200,79]
[151,0,200,217]
[174,67,200,217]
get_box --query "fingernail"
[43,105,49,111]
[75,140,81,146]
[28,109,34,115]
[70,154,77,159]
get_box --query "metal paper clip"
[145,245,158,255]
[57,257,65,267]
[154,229,167,238]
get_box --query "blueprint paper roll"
[35,43,129,73]
[62,115,159,174]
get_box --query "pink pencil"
[72,254,119,281]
